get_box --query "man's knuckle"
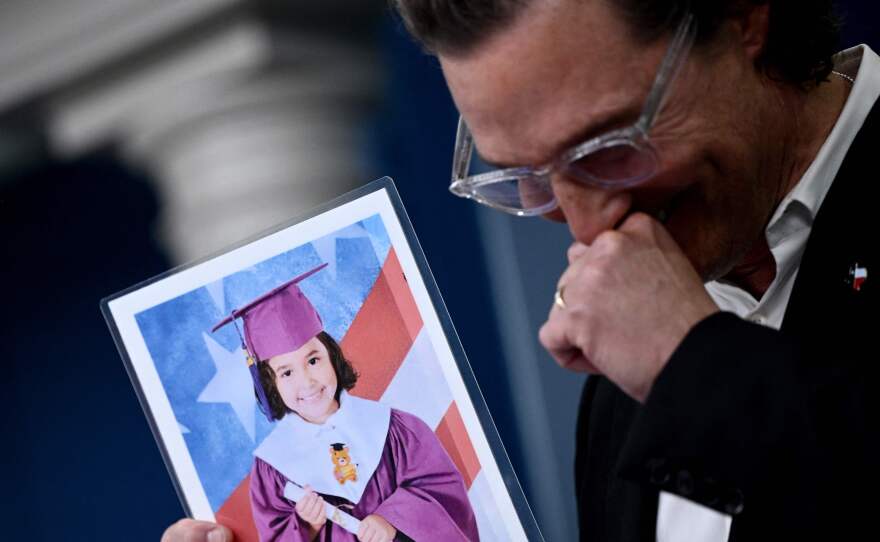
[538,324,551,344]
[594,230,626,254]
[568,306,593,331]
[575,261,604,285]
[630,212,653,228]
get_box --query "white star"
[311,223,371,280]
[206,279,226,315]
[198,332,257,442]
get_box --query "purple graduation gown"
[250,409,480,541]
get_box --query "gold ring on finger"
[554,286,567,310]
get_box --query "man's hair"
[392,0,841,88]
[257,331,359,421]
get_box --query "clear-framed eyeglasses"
[449,13,697,216]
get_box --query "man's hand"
[539,212,718,402]
[295,486,327,534]
[357,513,397,542]
[161,519,232,542]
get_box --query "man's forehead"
[439,0,654,167]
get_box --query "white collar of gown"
[253,391,391,504]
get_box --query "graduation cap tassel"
[230,312,274,421]
[249,360,273,420]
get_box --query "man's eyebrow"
[479,108,638,169]
[303,350,319,359]
[559,109,637,152]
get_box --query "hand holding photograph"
[103,178,542,542]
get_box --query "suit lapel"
[782,101,878,340]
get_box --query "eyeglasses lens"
[566,141,658,186]
[471,176,555,211]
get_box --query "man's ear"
[737,3,771,62]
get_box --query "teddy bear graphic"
[330,443,358,485]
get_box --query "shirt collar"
[706,45,880,322]
[769,45,880,234]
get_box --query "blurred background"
[0,1,876,540]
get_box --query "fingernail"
[207,527,228,542]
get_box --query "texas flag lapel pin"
[846,263,868,292]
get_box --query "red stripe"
[342,248,422,400]
[382,247,423,341]
[435,401,482,489]
[215,474,259,542]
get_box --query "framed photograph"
[102,177,542,541]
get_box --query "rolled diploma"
[283,482,362,534]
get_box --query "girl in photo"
[213,263,479,542]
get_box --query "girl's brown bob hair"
[256,331,358,421]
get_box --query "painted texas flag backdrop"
[135,214,507,541]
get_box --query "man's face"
[440,1,780,281]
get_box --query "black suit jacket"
[575,98,878,541]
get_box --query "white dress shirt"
[656,44,880,542]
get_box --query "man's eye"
[281,369,292,378]
[308,357,319,366]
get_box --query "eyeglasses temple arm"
[637,12,697,132]
[452,116,475,184]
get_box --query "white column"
[0,0,382,263]
[107,28,382,262]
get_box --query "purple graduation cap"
[212,262,328,421]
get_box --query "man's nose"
[547,174,632,244]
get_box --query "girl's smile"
[297,387,326,403]
[268,336,339,424]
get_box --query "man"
[166,0,878,540]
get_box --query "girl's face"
[268,336,339,424]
